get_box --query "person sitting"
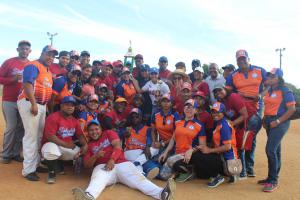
[72,120,175,200]
[41,96,88,184]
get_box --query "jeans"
[245,113,262,173]
[238,149,246,176]
[265,119,290,184]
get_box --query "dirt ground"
[0,106,299,200]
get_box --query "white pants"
[85,161,163,199]
[41,142,80,161]
[17,99,46,176]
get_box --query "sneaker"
[0,157,11,164]
[160,178,176,200]
[247,170,256,177]
[25,172,40,181]
[72,187,95,200]
[147,167,160,179]
[239,174,248,180]
[47,171,56,184]
[263,183,278,193]
[175,172,194,183]
[207,175,225,188]
[257,178,269,185]
[228,176,237,184]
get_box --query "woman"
[197,102,239,188]
[81,71,99,98]
[191,67,209,98]
[259,68,296,192]
[158,99,206,182]
[213,84,248,179]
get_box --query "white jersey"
[142,80,170,105]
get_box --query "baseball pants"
[1,101,24,158]
[17,99,46,176]
[85,161,163,199]
[41,142,80,161]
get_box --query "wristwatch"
[276,119,281,124]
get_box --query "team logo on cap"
[167,120,171,125]
[189,125,194,130]
[271,93,277,98]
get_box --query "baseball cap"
[175,62,186,68]
[140,64,150,72]
[87,119,100,127]
[80,51,90,57]
[135,54,143,60]
[193,66,204,73]
[212,84,225,93]
[267,68,283,78]
[193,91,206,98]
[222,64,236,71]
[184,99,198,108]
[161,93,171,101]
[70,50,80,57]
[130,108,142,115]
[88,94,99,102]
[125,61,132,66]
[61,96,76,104]
[18,40,31,47]
[181,82,192,91]
[192,59,201,69]
[211,102,226,113]
[103,61,113,68]
[133,93,145,102]
[69,64,82,74]
[159,56,168,63]
[115,97,128,103]
[150,67,159,74]
[42,45,58,56]
[92,60,102,66]
[122,67,130,74]
[58,51,70,58]
[236,49,249,59]
[112,60,123,68]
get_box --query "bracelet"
[276,119,281,124]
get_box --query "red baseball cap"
[181,82,192,91]
[193,91,206,98]
[112,60,123,68]
[103,61,113,68]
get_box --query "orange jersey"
[125,125,151,150]
[19,60,53,104]
[174,119,206,154]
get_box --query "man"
[72,120,175,200]
[49,51,70,78]
[92,60,102,73]
[158,56,171,82]
[226,49,267,177]
[17,45,58,181]
[222,64,236,79]
[205,63,226,104]
[97,61,114,91]
[73,65,93,99]
[0,40,31,164]
[80,51,91,67]
[189,59,201,83]
[132,54,144,78]
[41,96,88,184]
[175,62,186,72]
[69,50,80,66]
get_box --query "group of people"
[0,40,297,200]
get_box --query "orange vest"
[125,126,149,150]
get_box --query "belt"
[25,98,47,106]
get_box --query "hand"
[198,145,211,154]
[270,120,279,129]
[152,142,161,149]
[158,152,167,163]
[144,147,151,160]
[96,150,106,159]
[14,74,22,82]
[79,145,88,156]
[30,103,38,116]
[105,159,115,171]
[64,142,76,149]
[184,149,193,163]
[124,129,131,138]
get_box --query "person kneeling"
[41,96,88,184]
[72,120,175,200]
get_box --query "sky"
[0,0,299,87]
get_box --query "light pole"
[275,48,286,69]
[47,32,58,46]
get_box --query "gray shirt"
[205,74,226,104]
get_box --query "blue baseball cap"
[87,119,100,127]
[267,68,283,78]
[149,67,159,74]
[159,56,168,63]
[42,45,58,56]
[140,64,150,72]
[184,99,199,108]
[61,96,76,104]
[211,102,226,113]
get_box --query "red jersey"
[104,107,130,126]
[43,111,83,144]
[192,81,210,97]
[222,93,246,121]
[49,63,67,79]
[159,69,171,82]
[197,110,214,131]
[84,130,126,165]
[0,57,29,102]
[97,74,114,91]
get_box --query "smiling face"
[213,88,227,100]
[60,102,75,116]
[161,98,172,110]
[184,104,195,118]
[211,109,224,121]
[17,44,31,59]
[41,51,56,66]
[88,124,102,140]
[86,100,99,111]
[59,56,70,67]
[237,57,250,70]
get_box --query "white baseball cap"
[193,66,204,73]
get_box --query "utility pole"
[275,48,286,69]
[47,32,58,46]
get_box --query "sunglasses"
[71,56,79,60]
[173,76,182,80]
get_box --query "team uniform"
[0,57,29,159]
[83,130,165,200]
[17,60,53,176]
[116,80,137,104]
[78,111,98,137]
[159,69,171,83]
[41,112,83,161]
[52,76,76,105]
[49,63,67,79]
[196,110,214,143]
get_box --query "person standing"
[0,40,31,164]
[17,45,58,181]
[49,51,70,79]
[158,56,171,82]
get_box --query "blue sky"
[0,0,299,87]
